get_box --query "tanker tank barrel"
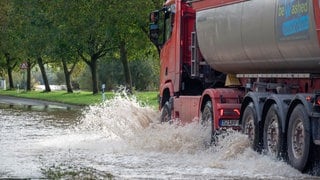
[194,0,320,74]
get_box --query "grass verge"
[0,90,159,108]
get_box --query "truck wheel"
[242,103,260,151]
[263,104,284,158]
[287,104,310,171]
[160,102,171,123]
[201,101,215,145]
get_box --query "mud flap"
[311,117,320,145]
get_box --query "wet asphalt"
[0,95,82,110]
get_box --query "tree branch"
[69,61,77,74]
[77,49,90,65]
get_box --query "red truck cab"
[149,0,242,139]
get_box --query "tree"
[26,59,36,91]
[56,0,161,94]
[3,0,162,93]
[12,0,55,92]
[58,0,117,94]
[106,0,161,93]
[119,40,132,93]
[61,58,77,93]
[36,57,50,91]
[45,0,81,93]
[0,0,21,89]
[4,53,18,89]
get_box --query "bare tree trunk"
[89,58,99,95]
[26,67,31,91]
[79,52,99,95]
[62,59,73,93]
[7,67,14,89]
[26,60,32,91]
[4,53,16,89]
[37,57,51,92]
[119,41,132,93]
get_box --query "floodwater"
[0,95,319,179]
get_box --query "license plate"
[219,119,239,127]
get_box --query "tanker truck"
[149,0,320,172]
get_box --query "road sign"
[20,62,28,70]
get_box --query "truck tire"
[287,104,311,171]
[201,101,215,145]
[242,103,260,151]
[263,104,284,158]
[160,102,171,123]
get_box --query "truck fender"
[263,94,293,134]
[240,92,270,125]
[287,94,314,119]
[199,88,243,126]
[199,88,241,109]
[286,94,314,136]
[199,89,216,122]
[199,90,213,112]
[160,81,174,107]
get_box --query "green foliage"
[98,58,159,91]
[130,59,159,91]
[12,0,54,58]
[78,67,93,91]
[0,0,163,93]
[98,58,123,90]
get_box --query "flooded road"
[0,95,318,179]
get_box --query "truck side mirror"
[150,10,159,23]
[149,11,161,47]
[149,23,160,45]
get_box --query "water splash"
[77,93,158,140]
[74,93,211,153]
[127,121,211,153]
[25,94,313,179]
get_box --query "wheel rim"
[266,118,280,155]
[201,103,213,145]
[161,106,170,123]
[291,119,305,159]
[162,111,170,122]
[201,107,212,131]
[163,110,170,122]
[244,115,255,145]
